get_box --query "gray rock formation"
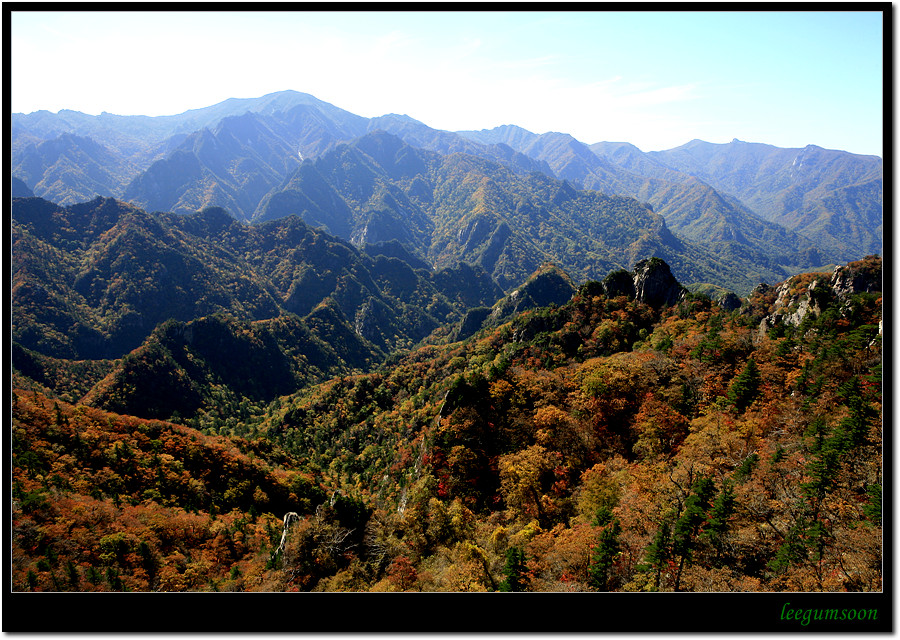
[758,256,882,334]
[632,257,687,307]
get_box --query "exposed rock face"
[458,215,491,250]
[354,298,394,345]
[453,306,493,342]
[631,258,687,307]
[770,277,823,327]
[751,283,775,297]
[831,260,881,300]
[758,255,882,333]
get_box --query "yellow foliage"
[489,379,514,402]
[489,525,508,551]
[574,457,629,523]
[508,519,543,549]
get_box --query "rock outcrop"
[631,257,688,307]
[758,255,882,333]
[718,291,743,312]
[601,269,636,299]
[831,259,882,300]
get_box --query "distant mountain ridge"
[11,195,502,362]
[12,91,362,159]
[12,133,139,205]
[256,130,796,294]
[13,90,549,215]
[12,90,882,295]
[645,138,883,261]
[460,126,880,266]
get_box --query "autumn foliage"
[12,256,882,592]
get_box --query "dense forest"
[8,91,885,631]
[12,251,882,595]
[14,91,883,295]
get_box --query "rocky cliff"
[758,255,882,333]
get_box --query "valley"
[10,90,883,597]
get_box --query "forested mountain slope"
[13,91,880,286]
[11,90,366,164]
[460,125,857,272]
[11,133,139,206]
[11,195,501,361]
[644,139,883,262]
[13,91,548,219]
[257,130,794,295]
[12,254,882,594]
[10,89,884,598]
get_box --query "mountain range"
[12,90,882,298]
[9,91,884,599]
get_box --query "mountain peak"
[378,113,423,124]
[486,262,577,324]
[456,124,539,148]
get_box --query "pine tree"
[499,546,527,592]
[801,443,841,516]
[768,524,807,575]
[733,453,759,483]
[863,484,882,525]
[700,481,736,560]
[832,376,877,451]
[589,518,621,591]
[645,520,672,591]
[66,560,80,589]
[672,476,715,591]
[804,520,831,562]
[727,358,761,413]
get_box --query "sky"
[10,9,885,156]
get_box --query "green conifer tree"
[768,524,808,575]
[499,546,527,592]
[672,476,715,590]
[727,358,761,413]
[701,481,736,560]
[589,518,621,591]
[863,484,882,525]
[832,376,877,451]
[644,520,672,591]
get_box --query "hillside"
[257,130,795,295]
[258,254,884,593]
[11,389,341,593]
[460,125,848,274]
[11,133,139,206]
[11,195,501,361]
[644,139,884,262]
[12,91,881,296]
[11,90,367,164]
[13,91,549,221]
[121,105,373,221]
[12,254,883,595]
[8,89,884,601]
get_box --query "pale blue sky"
[11,9,884,156]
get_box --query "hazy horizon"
[11,9,885,156]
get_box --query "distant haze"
[11,9,884,156]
